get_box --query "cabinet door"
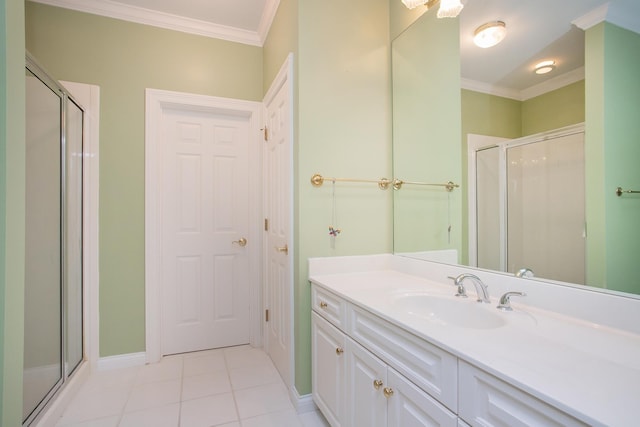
[346,338,387,427]
[387,368,458,427]
[312,312,346,427]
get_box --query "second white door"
[161,106,251,355]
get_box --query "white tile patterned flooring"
[54,345,329,427]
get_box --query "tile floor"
[54,345,329,427]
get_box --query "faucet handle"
[497,291,526,311]
[447,276,468,298]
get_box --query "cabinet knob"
[373,379,383,390]
[319,301,328,309]
[383,387,394,398]
[335,347,344,356]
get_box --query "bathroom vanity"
[309,254,640,427]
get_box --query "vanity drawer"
[458,361,587,427]
[312,284,347,330]
[347,304,458,412]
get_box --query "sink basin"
[391,294,506,329]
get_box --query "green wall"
[1,0,25,425]
[295,0,392,394]
[26,2,264,357]
[263,0,297,92]
[392,9,461,255]
[585,22,640,293]
[522,80,585,135]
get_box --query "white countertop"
[309,260,640,427]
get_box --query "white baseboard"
[290,387,317,414]
[97,352,146,371]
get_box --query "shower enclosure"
[23,54,85,426]
[470,125,586,285]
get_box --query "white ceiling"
[460,0,640,99]
[33,0,640,99]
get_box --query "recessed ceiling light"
[473,21,507,48]
[535,60,556,74]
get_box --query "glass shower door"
[506,133,586,284]
[23,69,63,423]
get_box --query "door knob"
[232,238,247,247]
[275,244,288,255]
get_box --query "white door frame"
[62,81,101,370]
[145,89,263,363]
[262,53,295,390]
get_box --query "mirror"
[392,0,640,295]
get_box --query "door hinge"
[264,218,269,231]
[265,309,270,322]
[262,126,269,141]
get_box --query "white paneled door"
[161,107,251,355]
[263,55,293,386]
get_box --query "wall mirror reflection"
[392,0,640,295]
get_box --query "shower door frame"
[24,55,100,427]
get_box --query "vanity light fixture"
[473,21,507,48]
[401,0,463,18]
[401,0,429,9]
[534,60,556,74]
[437,0,464,18]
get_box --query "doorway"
[262,54,294,388]
[145,89,262,363]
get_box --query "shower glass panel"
[506,133,586,284]
[23,69,63,422]
[66,98,84,375]
[24,55,86,426]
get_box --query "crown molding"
[462,67,585,102]
[30,0,279,47]
[572,2,609,30]
[460,79,522,100]
[520,67,585,101]
[258,0,280,45]
[573,1,640,35]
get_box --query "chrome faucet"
[449,273,490,303]
[515,268,534,278]
[497,291,527,311]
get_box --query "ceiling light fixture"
[400,0,463,18]
[437,0,464,18]
[534,60,556,74]
[473,21,507,48]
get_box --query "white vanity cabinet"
[458,361,587,427]
[312,284,458,427]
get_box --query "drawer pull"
[373,379,383,390]
[383,387,394,398]
[335,347,344,355]
[319,301,328,309]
